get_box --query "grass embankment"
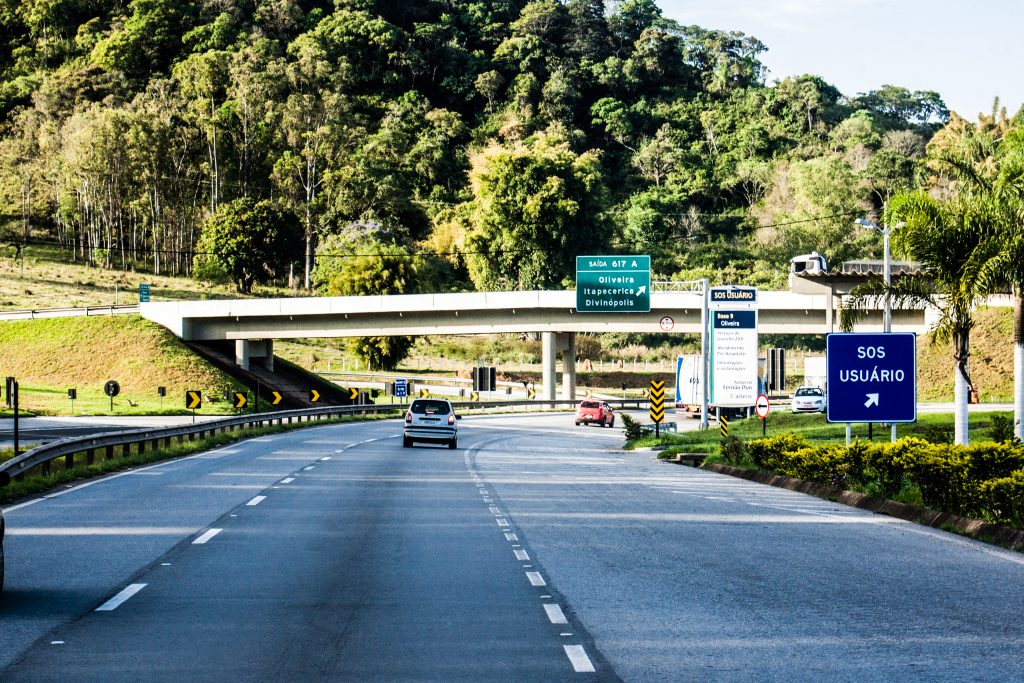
[0,243,291,311]
[918,306,1013,402]
[0,316,240,416]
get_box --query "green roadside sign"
[139,283,151,302]
[576,255,651,313]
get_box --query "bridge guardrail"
[0,399,650,487]
[0,304,140,321]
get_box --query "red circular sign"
[659,316,674,332]
[755,394,770,419]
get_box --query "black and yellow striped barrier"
[720,414,729,439]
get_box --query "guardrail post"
[65,453,74,470]
[138,440,145,455]
[42,460,51,476]
[122,443,131,458]
[87,448,95,465]
[106,445,114,460]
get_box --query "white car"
[403,398,459,449]
[791,386,826,413]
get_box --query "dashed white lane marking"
[192,528,223,545]
[514,549,530,561]
[563,644,596,673]
[303,465,315,471]
[544,603,569,624]
[526,572,546,587]
[320,456,332,461]
[50,641,65,645]
[246,496,267,506]
[95,583,147,612]
[489,506,501,514]
[280,478,295,484]
[496,518,510,528]
[504,532,518,542]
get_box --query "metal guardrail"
[0,399,650,487]
[0,305,140,321]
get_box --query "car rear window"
[411,400,451,415]
[796,388,824,396]
[580,401,600,408]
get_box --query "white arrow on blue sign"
[826,332,917,423]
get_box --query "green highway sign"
[576,255,651,313]
[139,283,151,302]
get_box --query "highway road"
[1,413,1023,681]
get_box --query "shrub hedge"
[745,434,1024,529]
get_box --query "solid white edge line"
[95,583,147,612]
[246,496,267,506]
[563,644,596,673]
[544,603,568,624]
[192,528,223,544]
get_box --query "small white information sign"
[709,286,759,408]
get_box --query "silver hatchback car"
[403,398,459,449]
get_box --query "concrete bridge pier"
[235,339,274,372]
[542,332,576,402]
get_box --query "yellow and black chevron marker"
[185,390,202,410]
[585,389,593,398]
[720,414,729,439]
[527,386,536,400]
[641,388,649,399]
[470,391,479,401]
[419,388,430,398]
[270,391,283,406]
[233,392,247,409]
[649,380,666,425]
[309,389,320,403]
[348,387,359,400]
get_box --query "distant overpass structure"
[140,287,935,402]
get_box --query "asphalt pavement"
[1,413,1022,681]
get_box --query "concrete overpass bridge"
[140,288,934,401]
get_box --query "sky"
[656,0,1023,121]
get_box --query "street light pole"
[855,218,905,442]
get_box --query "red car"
[575,400,615,428]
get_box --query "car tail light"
[448,413,456,425]
[405,412,412,424]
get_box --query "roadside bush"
[719,436,746,466]
[621,413,643,441]
[747,433,810,470]
[743,432,1024,529]
[861,438,929,499]
[987,414,1020,444]
[979,471,1024,527]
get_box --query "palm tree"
[932,116,1024,439]
[840,192,999,445]
[973,133,1024,438]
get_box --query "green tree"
[314,235,418,371]
[464,135,609,290]
[193,197,302,293]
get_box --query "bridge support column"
[235,339,250,371]
[260,339,274,372]
[542,332,557,402]
[560,332,576,401]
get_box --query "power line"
[9,210,866,261]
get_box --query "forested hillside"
[0,0,960,297]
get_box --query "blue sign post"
[826,333,917,423]
[395,378,408,399]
